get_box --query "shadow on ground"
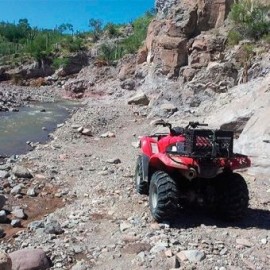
[171,207,270,230]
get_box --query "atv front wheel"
[135,156,148,195]
[149,171,178,222]
[216,173,249,220]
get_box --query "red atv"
[135,120,251,222]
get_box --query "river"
[0,101,79,156]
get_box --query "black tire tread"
[149,171,178,222]
[217,173,249,220]
[135,155,148,195]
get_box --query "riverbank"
[0,82,64,112]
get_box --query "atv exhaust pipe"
[182,168,197,180]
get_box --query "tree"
[57,23,74,35]
[89,18,103,41]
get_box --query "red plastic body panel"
[140,133,251,173]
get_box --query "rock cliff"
[133,0,270,175]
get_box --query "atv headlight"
[166,142,185,154]
[167,144,177,153]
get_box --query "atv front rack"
[184,129,234,158]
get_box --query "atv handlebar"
[154,120,208,133]
[185,122,208,129]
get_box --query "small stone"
[150,244,167,254]
[176,251,188,262]
[0,170,9,179]
[261,238,267,245]
[44,220,63,235]
[100,131,116,138]
[0,210,7,223]
[57,123,64,128]
[168,255,181,269]
[77,126,83,132]
[71,260,88,270]
[137,251,145,262]
[131,141,140,148]
[27,187,37,197]
[11,219,21,228]
[12,208,26,219]
[12,166,33,179]
[106,158,121,164]
[10,184,24,195]
[181,250,205,263]
[150,223,160,230]
[120,222,132,232]
[128,91,149,106]
[220,248,228,255]
[236,238,253,247]
[165,249,173,257]
[82,128,92,136]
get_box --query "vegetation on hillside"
[98,11,154,63]
[0,11,154,68]
[228,0,270,45]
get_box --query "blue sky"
[0,0,154,31]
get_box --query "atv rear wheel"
[216,173,249,220]
[149,171,178,222]
[135,156,148,195]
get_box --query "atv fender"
[149,153,194,171]
[140,136,159,157]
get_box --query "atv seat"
[171,127,184,136]
[150,133,168,141]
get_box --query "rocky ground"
[0,1,270,268]
[0,91,269,270]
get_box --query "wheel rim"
[151,185,158,209]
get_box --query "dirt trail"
[3,97,270,269]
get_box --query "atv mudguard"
[149,153,195,171]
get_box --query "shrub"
[228,30,243,45]
[229,0,270,42]
[104,23,121,38]
[52,57,70,69]
[262,33,270,43]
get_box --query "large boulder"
[188,33,226,68]
[64,79,87,99]
[9,249,51,270]
[207,72,270,176]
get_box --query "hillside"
[0,0,270,269]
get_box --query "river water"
[0,101,79,156]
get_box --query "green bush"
[228,30,243,45]
[104,23,121,38]
[262,33,270,43]
[96,11,154,63]
[229,0,270,42]
[52,57,70,69]
[98,43,124,63]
